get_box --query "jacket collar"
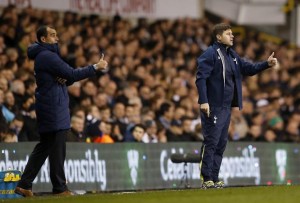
[213,42,232,53]
[37,42,60,55]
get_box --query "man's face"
[72,118,84,133]
[217,29,234,47]
[42,27,59,44]
[132,126,144,142]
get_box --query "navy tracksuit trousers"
[200,107,231,182]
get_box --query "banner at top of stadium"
[0,0,204,19]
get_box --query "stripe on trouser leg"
[199,144,205,184]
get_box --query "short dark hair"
[36,25,49,42]
[130,124,145,133]
[159,102,172,116]
[212,23,231,40]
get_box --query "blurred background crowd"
[0,4,299,144]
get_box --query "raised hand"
[267,52,278,68]
[95,53,108,72]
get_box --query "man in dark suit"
[195,23,278,189]
[15,25,108,197]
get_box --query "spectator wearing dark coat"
[66,115,86,142]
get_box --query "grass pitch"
[3,185,300,203]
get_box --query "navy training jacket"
[195,42,270,109]
[28,42,97,133]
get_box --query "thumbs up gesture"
[267,52,279,70]
[94,53,108,72]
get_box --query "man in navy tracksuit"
[15,26,108,197]
[195,23,278,189]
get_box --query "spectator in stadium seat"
[285,120,300,142]
[179,116,199,142]
[93,121,114,143]
[3,90,19,115]
[1,129,18,142]
[263,129,277,142]
[241,125,264,142]
[142,119,158,143]
[93,92,109,109]
[18,103,39,141]
[66,115,86,142]
[103,80,117,107]
[99,106,113,122]
[15,25,108,197]
[157,102,182,142]
[81,80,98,98]
[0,89,15,122]
[195,23,278,189]
[229,108,249,140]
[10,79,25,107]
[0,77,9,92]
[267,115,286,142]
[86,104,101,124]
[111,102,127,141]
[126,123,146,142]
[8,114,24,137]
[157,122,167,143]
[67,81,82,110]
[24,78,36,97]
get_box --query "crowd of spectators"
[0,5,299,143]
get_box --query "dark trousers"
[200,107,231,182]
[17,130,68,193]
